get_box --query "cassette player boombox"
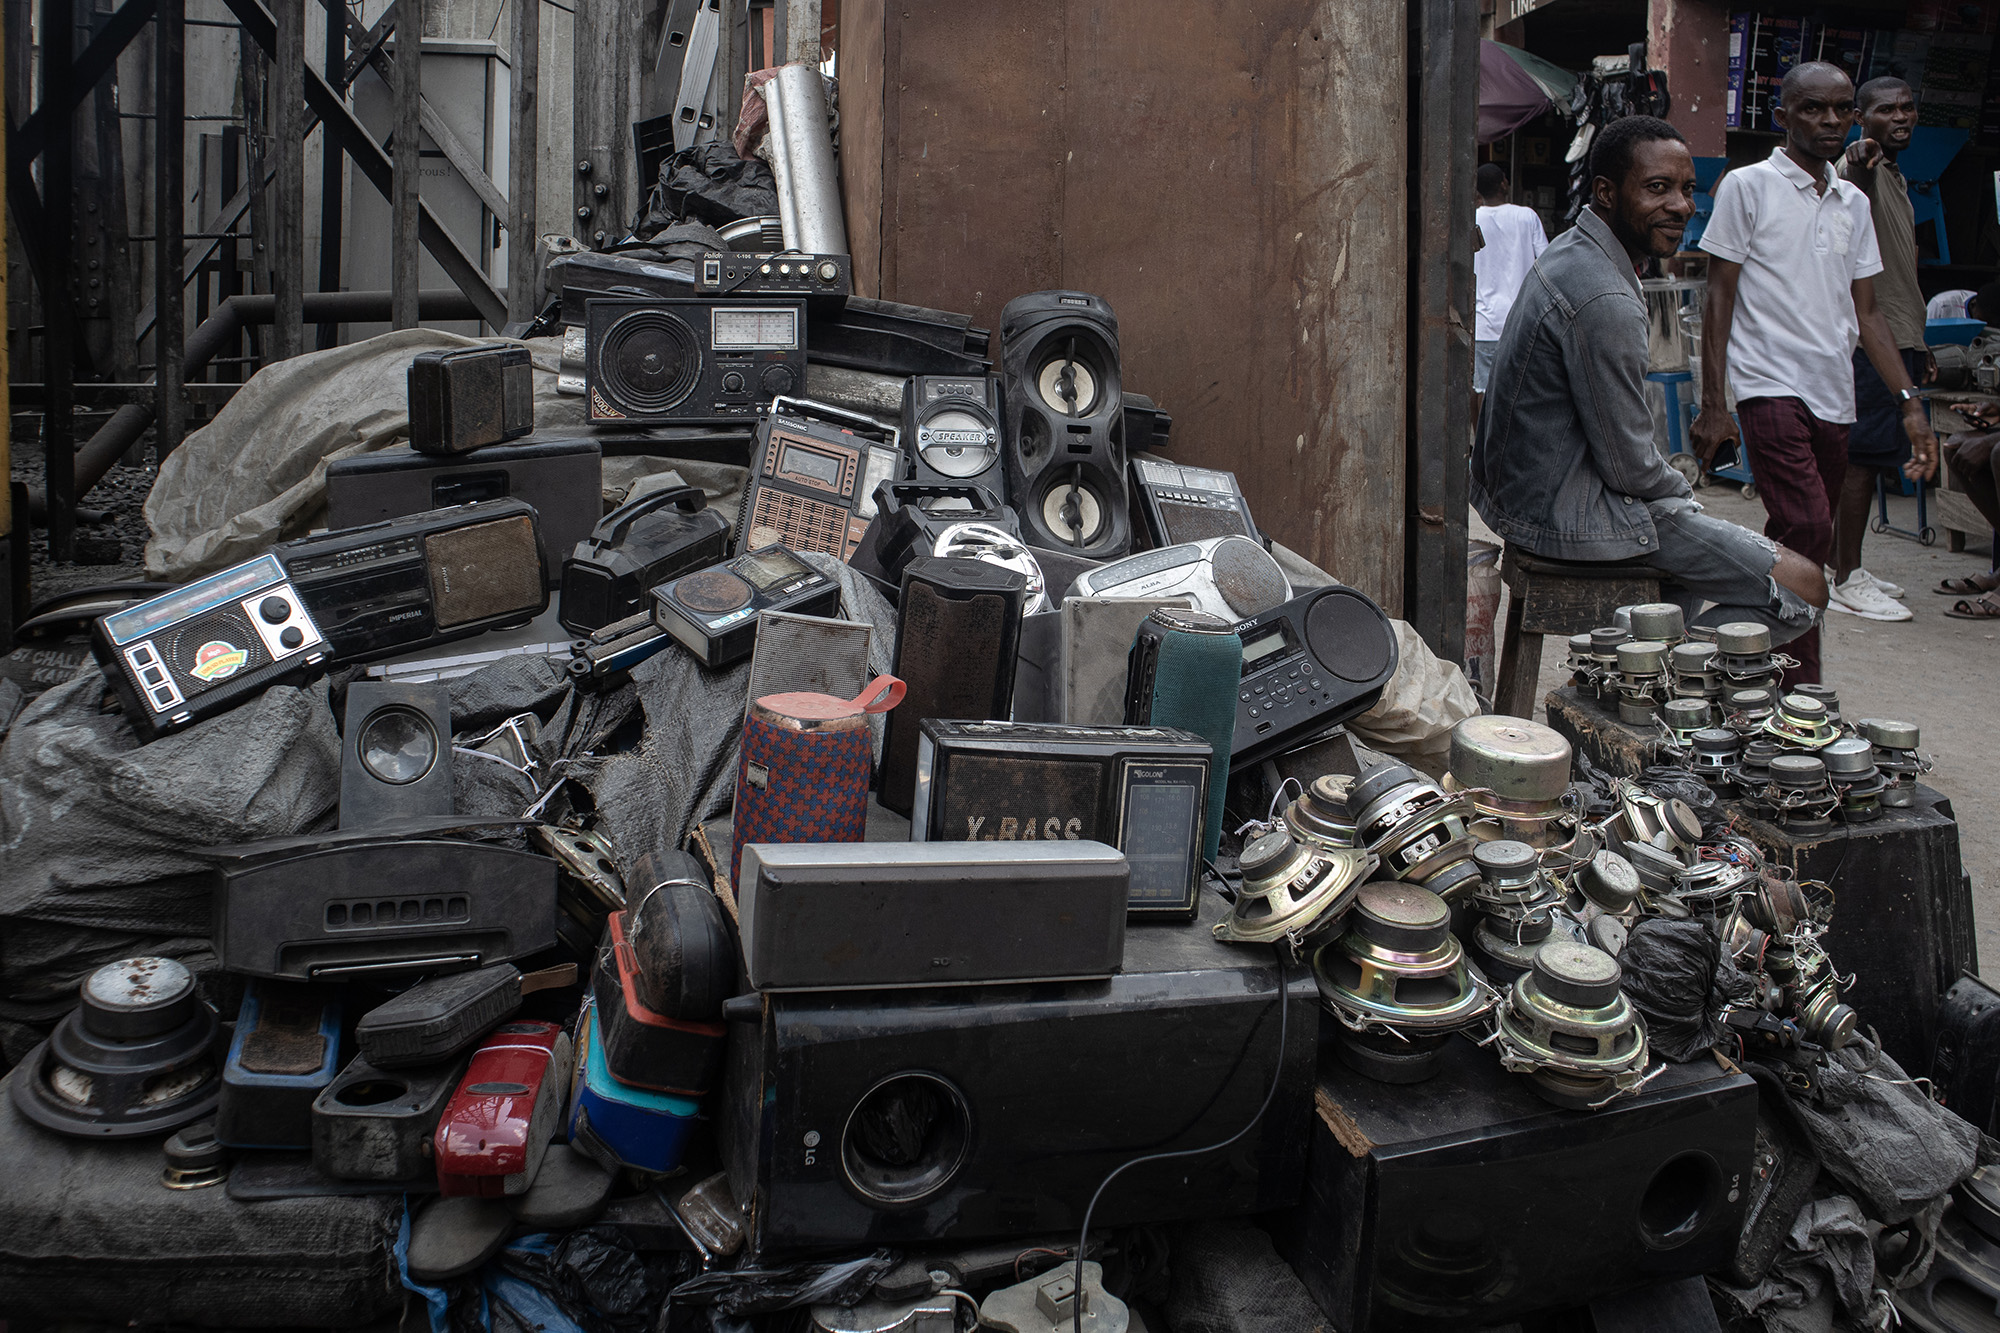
[585,296,806,424]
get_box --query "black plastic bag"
[1618,917,1728,1061]
[669,1249,898,1317]
[638,143,779,235]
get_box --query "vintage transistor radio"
[278,498,549,664]
[1069,534,1291,623]
[1129,458,1263,548]
[737,397,905,560]
[1230,585,1399,767]
[215,981,343,1151]
[559,484,732,633]
[407,345,535,456]
[585,296,806,423]
[435,1019,573,1197]
[91,553,330,743]
[901,374,1006,490]
[911,719,1211,920]
[651,545,842,668]
[695,251,851,301]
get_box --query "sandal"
[1944,593,2000,620]
[1936,574,2000,595]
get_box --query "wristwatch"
[1896,386,1922,404]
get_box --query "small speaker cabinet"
[338,681,455,828]
[998,291,1131,559]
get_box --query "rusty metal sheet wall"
[840,0,1409,610]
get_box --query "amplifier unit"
[279,498,549,664]
[720,891,1316,1253]
[901,374,1005,491]
[559,484,731,634]
[697,251,851,301]
[205,818,560,980]
[407,345,534,456]
[324,437,602,591]
[586,296,806,423]
[911,719,1210,920]
[91,554,330,743]
[998,291,1130,558]
[1277,1040,1755,1331]
[738,397,904,561]
[1130,458,1262,549]
[1231,585,1399,767]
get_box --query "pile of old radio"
[18,258,1946,1331]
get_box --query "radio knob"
[779,263,792,274]
[279,626,304,650]
[259,596,291,624]
[817,261,839,282]
[721,371,746,393]
[760,365,796,396]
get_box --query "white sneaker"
[1856,568,1905,599]
[1828,572,1913,621]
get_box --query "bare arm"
[1692,258,1742,463]
[1854,275,1939,481]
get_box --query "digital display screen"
[104,554,285,643]
[1123,773,1200,905]
[779,445,843,488]
[712,307,799,349]
[1241,626,1293,669]
[738,547,810,590]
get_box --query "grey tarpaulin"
[144,330,584,582]
[1711,1195,1894,1333]
[1785,1042,1980,1226]
[1164,1221,1329,1333]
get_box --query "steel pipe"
[763,63,847,255]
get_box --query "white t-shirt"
[1928,289,1975,321]
[1474,203,1549,342]
[1699,147,1884,423]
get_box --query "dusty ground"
[1481,482,2000,977]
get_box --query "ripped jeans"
[1642,497,1821,646]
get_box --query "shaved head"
[1857,76,1912,113]
[1779,61,1851,107]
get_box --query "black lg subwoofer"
[999,291,1130,559]
[339,681,455,828]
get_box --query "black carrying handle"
[594,484,707,547]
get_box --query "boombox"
[204,818,559,980]
[586,296,806,423]
[738,397,905,561]
[901,374,1005,490]
[696,251,851,302]
[652,545,841,668]
[407,345,534,456]
[1070,534,1292,624]
[1277,1040,1755,1330]
[720,891,1317,1253]
[278,498,549,664]
[1231,585,1399,767]
[92,553,330,742]
[558,484,731,634]
[848,481,1025,592]
[325,437,602,591]
[1130,458,1262,549]
[999,291,1130,558]
[911,719,1211,919]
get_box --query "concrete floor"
[1478,483,2000,976]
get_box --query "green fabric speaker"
[1126,608,1243,865]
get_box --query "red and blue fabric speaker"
[728,676,906,895]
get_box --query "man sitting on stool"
[1472,115,1827,656]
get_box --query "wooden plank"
[572,0,638,247]
[833,0,880,296]
[271,0,303,358]
[391,23,419,328]
[155,0,184,455]
[39,0,74,558]
[508,0,540,322]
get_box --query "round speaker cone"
[674,569,755,615]
[917,407,998,478]
[1306,589,1396,683]
[359,707,438,785]
[82,956,200,1040]
[1212,537,1291,618]
[1039,478,1105,546]
[1533,940,1623,1008]
[602,310,701,413]
[1036,357,1098,415]
[840,1072,972,1205]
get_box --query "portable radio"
[1069,534,1291,623]
[737,397,905,560]
[651,545,842,668]
[911,719,1211,920]
[558,484,731,633]
[585,296,806,424]
[848,481,1021,588]
[406,345,535,456]
[1230,585,1400,767]
[1130,458,1263,548]
[1126,608,1244,866]
[91,553,330,742]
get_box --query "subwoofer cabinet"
[721,890,1318,1254]
[1275,1039,1755,1331]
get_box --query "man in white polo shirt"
[1692,61,1938,686]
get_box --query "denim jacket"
[1471,207,1692,560]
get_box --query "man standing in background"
[1693,62,1939,685]
[1828,77,1925,622]
[1474,163,1548,415]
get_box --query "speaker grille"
[163,607,272,682]
[426,517,545,628]
[1155,498,1250,545]
[599,309,702,413]
[1211,537,1290,619]
[1307,590,1395,683]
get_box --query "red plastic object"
[433,1019,570,1197]
[595,910,727,1096]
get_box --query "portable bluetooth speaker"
[728,677,906,894]
[1126,608,1243,865]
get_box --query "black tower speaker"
[998,291,1130,559]
[877,556,1027,815]
[720,891,1318,1254]
[338,681,455,828]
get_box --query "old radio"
[696,250,851,301]
[738,397,905,560]
[1231,585,1400,767]
[1069,534,1291,624]
[91,554,330,742]
[651,545,841,668]
[586,296,806,423]
[901,374,1006,490]
[1130,457,1263,549]
[278,499,548,664]
[910,719,1211,920]
[407,345,534,455]
[558,484,731,634]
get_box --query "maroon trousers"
[1735,396,1847,686]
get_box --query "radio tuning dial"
[761,365,796,396]
[259,596,291,624]
[279,626,304,650]
[721,371,746,393]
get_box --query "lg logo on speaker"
[803,1129,820,1166]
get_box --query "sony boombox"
[1232,585,1399,767]
[911,719,1211,919]
[92,554,331,742]
[324,436,602,591]
[720,890,1317,1253]
[278,498,549,664]
[738,397,905,561]
[586,296,806,423]
[696,251,851,302]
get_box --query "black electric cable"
[1068,943,1293,1333]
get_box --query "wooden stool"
[1494,545,1665,720]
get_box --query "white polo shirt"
[1699,147,1883,423]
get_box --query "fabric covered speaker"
[878,557,1027,815]
[338,681,454,828]
[998,291,1130,558]
[1125,608,1243,865]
